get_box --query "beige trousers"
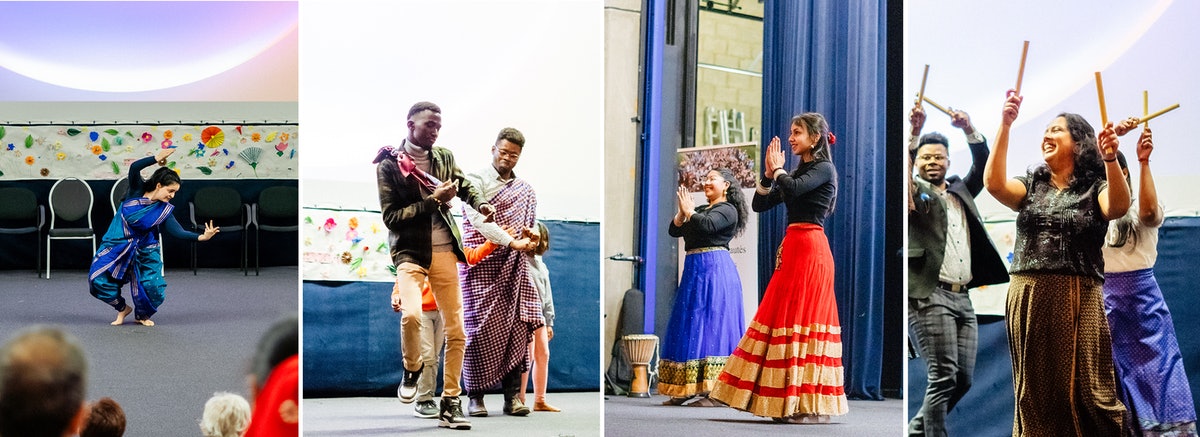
[395,251,465,397]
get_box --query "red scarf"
[373,145,442,192]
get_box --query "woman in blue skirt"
[89,148,219,326]
[658,167,748,406]
[1104,121,1197,436]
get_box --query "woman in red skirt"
[709,112,849,423]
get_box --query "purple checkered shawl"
[459,178,543,392]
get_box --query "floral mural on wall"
[302,207,395,282]
[0,124,298,180]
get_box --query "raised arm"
[1135,127,1162,227]
[983,90,1028,211]
[128,149,177,197]
[1097,122,1131,220]
[908,104,924,212]
[951,109,989,197]
[127,156,157,196]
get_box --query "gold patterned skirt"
[1006,273,1125,436]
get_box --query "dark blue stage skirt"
[657,248,746,397]
[1104,268,1198,435]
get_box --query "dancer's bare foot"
[135,318,155,326]
[111,306,133,325]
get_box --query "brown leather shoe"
[533,401,561,412]
[467,396,488,417]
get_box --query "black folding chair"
[0,187,45,276]
[46,178,95,279]
[252,185,298,275]
[188,186,249,274]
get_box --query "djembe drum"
[622,334,658,398]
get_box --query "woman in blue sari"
[89,149,219,326]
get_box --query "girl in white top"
[519,221,559,412]
[1102,122,1196,436]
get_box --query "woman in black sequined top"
[983,89,1131,436]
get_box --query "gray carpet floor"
[303,392,602,436]
[605,394,906,436]
[0,267,298,437]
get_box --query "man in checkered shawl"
[460,127,544,417]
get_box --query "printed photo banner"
[676,142,760,323]
[0,124,298,180]
[302,207,395,282]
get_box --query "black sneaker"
[413,400,439,418]
[396,364,423,404]
[439,396,472,430]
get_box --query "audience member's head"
[243,354,298,436]
[248,317,299,400]
[0,326,88,437]
[199,392,251,437]
[80,397,125,437]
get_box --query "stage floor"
[0,267,298,436]
[304,391,602,436]
[605,393,905,436]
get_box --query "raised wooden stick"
[1015,41,1029,94]
[921,95,953,116]
[1143,90,1150,128]
[917,64,929,107]
[1140,103,1180,124]
[1095,71,1108,126]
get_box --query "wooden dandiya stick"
[1140,103,1181,124]
[918,64,930,107]
[1095,71,1108,126]
[921,95,953,116]
[1015,41,1029,94]
[1143,90,1150,128]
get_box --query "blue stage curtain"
[760,0,888,400]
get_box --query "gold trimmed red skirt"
[709,223,849,418]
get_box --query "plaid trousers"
[907,287,977,437]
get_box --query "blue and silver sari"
[88,198,174,320]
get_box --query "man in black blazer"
[907,104,1009,437]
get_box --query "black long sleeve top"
[668,201,738,251]
[752,159,837,226]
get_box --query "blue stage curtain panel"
[760,0,888,400]
[0,124,297,180]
